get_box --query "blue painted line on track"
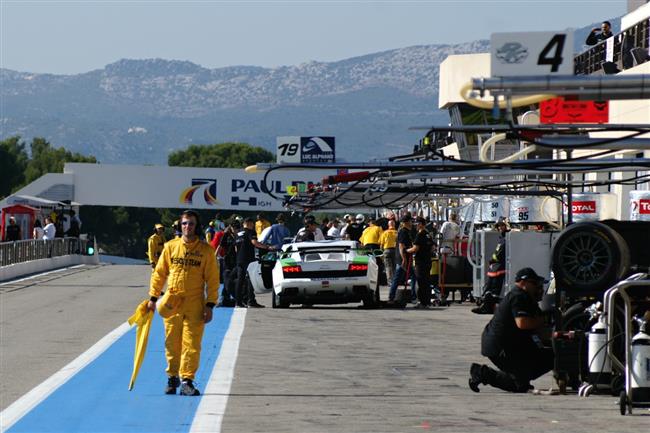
[7,308,235,433]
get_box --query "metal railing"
[0,238,95,267]
[575,18,650,75]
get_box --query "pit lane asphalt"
[1,264,647,431]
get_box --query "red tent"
[1,204,37,241]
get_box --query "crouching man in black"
[469,267,553,393]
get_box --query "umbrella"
[127,299,154,391]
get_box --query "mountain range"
[0,20,615,165]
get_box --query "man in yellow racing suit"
[147,210,219,396]
[147,223,166,269]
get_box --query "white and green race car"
[248,240,380,308]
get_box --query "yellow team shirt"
[359,225,383,246]
[150,237,219,304]
[379,228,397,249]
[255,219,271,237]
[147,232,166,265]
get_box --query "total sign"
[277,136,336,164]
[491,31,574,76]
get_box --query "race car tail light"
[348,264,368,272]
[282,265,302,273]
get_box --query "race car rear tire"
[552,221,630,295]
[272,290,289,309]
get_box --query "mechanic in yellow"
[147,223,167,269]
[147,210,219,396]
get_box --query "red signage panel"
[540,97,609,124]
[572,201,597,214]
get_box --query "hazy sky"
[1,0,627,75]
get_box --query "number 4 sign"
[491,31,574,77]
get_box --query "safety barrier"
[0,238,95,267]
[574,18,650,75]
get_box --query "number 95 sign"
[491,31,574,77]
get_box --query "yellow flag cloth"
[127,299,153,391]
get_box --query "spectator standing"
[407,217,435,308]
[5,217,21,241]
[43,217,56,240]
[439,213,460,252]
[339,214,352,239]
[320,218,330,238]
[586,21,613,45]
[234,217,274,308]
[146,210,219,396]
[343,214,365,242]
[33,219,45,240]
[147,223,167,269]
[260,214,291,249]
[388,215,414,302]
[204,221,216,244]
[216,220,240,307]
[213,213,226,232]
[65,211,81,238]
[327,219,341,239]
[255,213,271,237]
[379,220,398,284]
[295,215,325,241]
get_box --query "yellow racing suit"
[147,232,166,267]
[150,237,220,380]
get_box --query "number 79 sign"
[491,31,574,77]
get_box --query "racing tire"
[362,289,376,308]
[272,290,289,309]
[552,222,630,295]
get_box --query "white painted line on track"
[0,264,86,286]
[0,322,132,433]
[190,308,247,433]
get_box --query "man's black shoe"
[471,303,494,315]
[247,301,265,308]
[469,363,482,393]
[180,379,201,396]
[235,303,247,308]
[165,376,180,395]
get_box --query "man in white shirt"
[439,213,460,253]
[43,217,56,240]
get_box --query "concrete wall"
[0,254,100,282]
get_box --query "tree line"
[1,137,278,258]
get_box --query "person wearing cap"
[295,215,325,242]
[204,220,216,244]
[407,217,435,308]
[147,223,167,269]
[260,214,291,249]
[342,214,365,242]
[147,210,220,396]
[469,267,553,393]
[472,220,509,315]
[234,217,275,308]
[255,213,271,237]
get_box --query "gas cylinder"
[631,320,650,403]
[588,317,611,386]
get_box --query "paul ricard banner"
[66,163,336,211]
